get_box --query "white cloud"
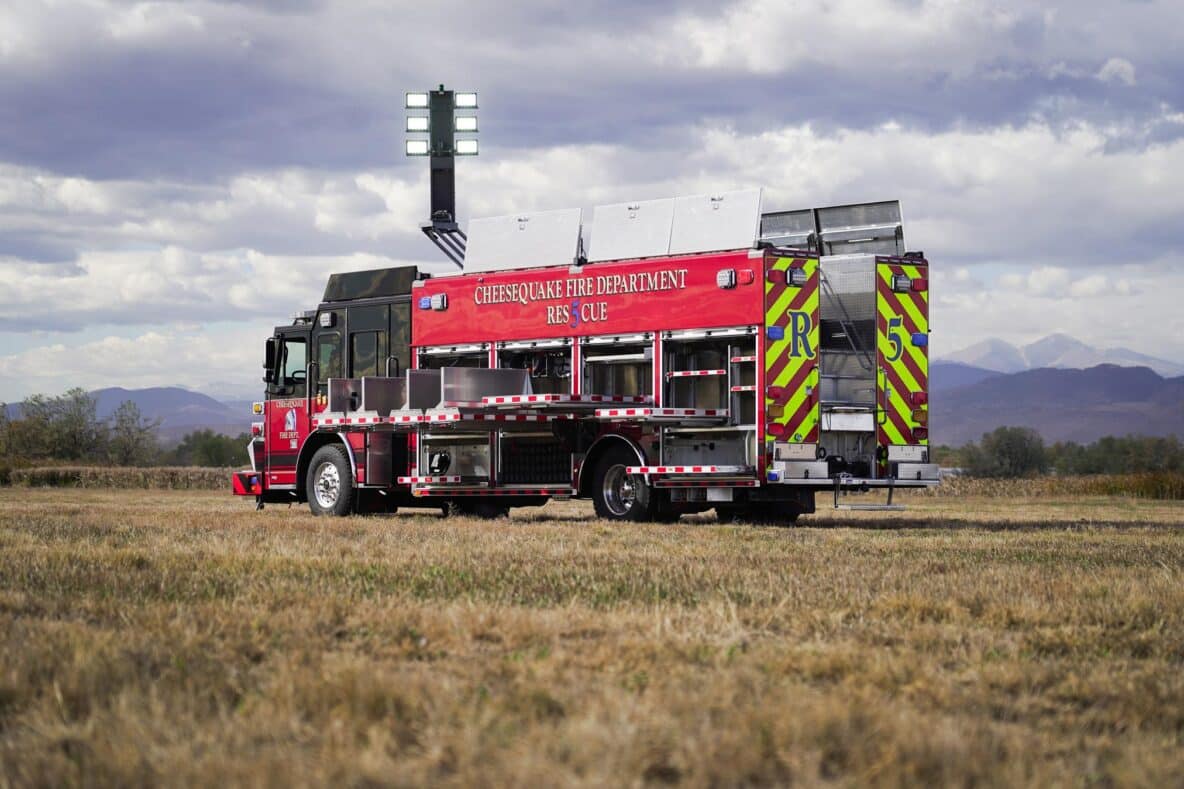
[1096,56,1136,86]
[663,0,1034,76]
[0,325,270,401]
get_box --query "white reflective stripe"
[595,408,725,417]
[666,369,727,378]
[626,465,752,474]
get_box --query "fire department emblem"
[284,408,297,432]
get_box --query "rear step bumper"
[769,460,939,487]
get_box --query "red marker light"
[911,278,929,292]
[766,385,787,402]
[913,428,929,441]
[767,422,787,438]
[910,391,928,406]
[766,269,787,284]
[738,269,756,285]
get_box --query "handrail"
[386,355,401,378]
[305,360,319,420]
[877,367,889,425]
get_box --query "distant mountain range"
[92,387,251,442]
[932,364,1184,445]
[943,333,1184,378]
[5,387,250,444]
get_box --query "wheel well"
[577,434,647,498]
[296,433,354,502]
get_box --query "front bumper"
[231,470,263,496]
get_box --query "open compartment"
[581,336,653,400]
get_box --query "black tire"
[306,444,355,517]
[591,446,656,522]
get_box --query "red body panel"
[412,250,763,346]
[263,397,321,487]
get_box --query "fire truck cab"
[233,191,938,522]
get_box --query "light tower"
[405,85,478,267]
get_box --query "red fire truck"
[232,192,937,522]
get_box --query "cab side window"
[282,337,307,398]
[317,333,342,387]
[350,331,385,378]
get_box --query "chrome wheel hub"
[602,464,637,517]
[314,462,340,509]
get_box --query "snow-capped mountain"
[943,333,1184,377]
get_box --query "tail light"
[251,422,263,436]
[766,385,787,402]
[766,422,787,438]
[911,277,928,292]
[910,392,928,406]
[913,427,929,441]
[767,269,786,284]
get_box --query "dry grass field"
[1,487,1182,787]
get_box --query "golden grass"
[7,466,1183,500]
[919,473,1184,500]
[6,466,230,489]
[1,489,1182,787]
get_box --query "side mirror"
[263,338,278,383]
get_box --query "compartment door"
[764,255,820,446]
[875,259,929,449]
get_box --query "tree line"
[0,389,248,467]
[935,428,1184,478]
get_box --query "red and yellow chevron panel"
[764,255,820,444]
[876,261,929,447]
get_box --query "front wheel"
[306,444,354,517]
[591,447,656,522]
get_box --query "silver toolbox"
[894,462,939,481]
[774,460,830,480]
[406,370,442,409]
[327,378,362,413]
[440,367,531,404]
[360,377,405,416]
[887,445,928,462]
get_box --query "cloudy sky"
[1,0,1182,402]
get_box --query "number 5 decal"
[886,316,903,362]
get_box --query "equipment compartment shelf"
[482,393,652,408]
[594,407,728,423]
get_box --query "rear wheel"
[591,447,656,522]
[306,444,354,517]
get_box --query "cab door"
[263,327,311,488]
[875,258,930,454]
[763,253,821,449]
